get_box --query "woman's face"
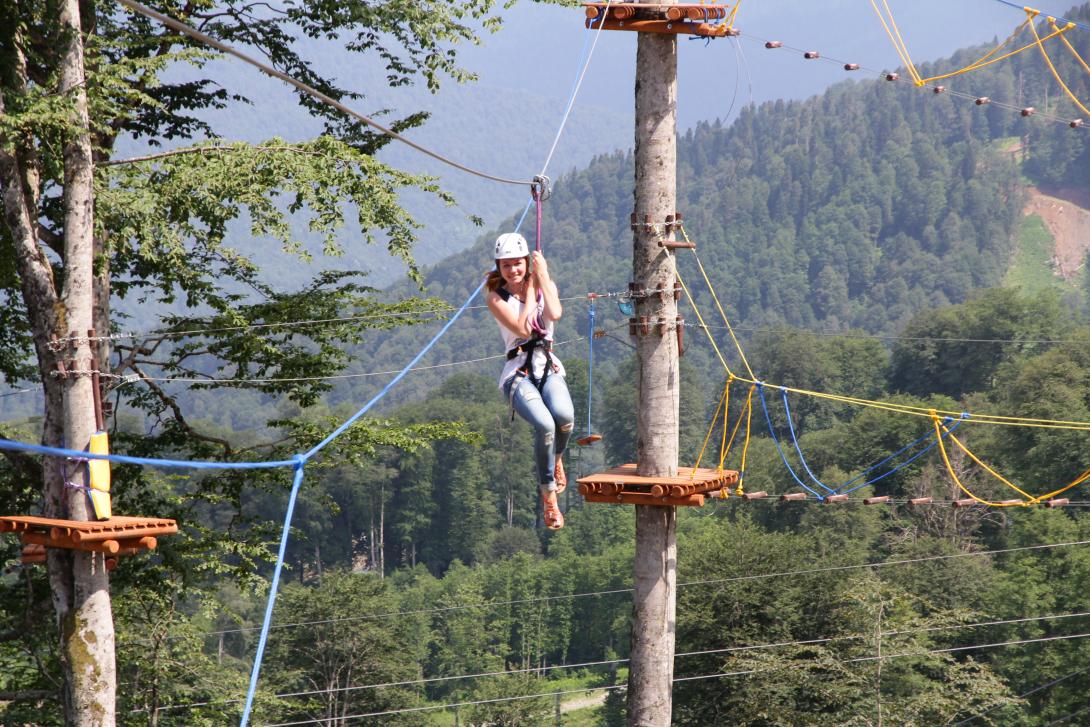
[498,257,528,287]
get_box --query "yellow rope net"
[675,223,1090,506]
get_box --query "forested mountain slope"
[357,4,1090,408]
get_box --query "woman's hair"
[485,256,530,293]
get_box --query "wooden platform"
[578,464,739,507]
[583,2,738,37]
[1,515,177,565]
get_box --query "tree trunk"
[1,1,114,722]
[628,12,679,727]
[378,483,385,577]
[56,1,117,722]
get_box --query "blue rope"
[0,437,294,470]
[0,9,600,721]
[239,456,305,726]
[768,386,971,500]
[835,415,966,496]
[755,383,825,500]
[989,0,1090,32]
[780,389,837,495]
[303,277,489,460]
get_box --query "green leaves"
[99,136,449,293]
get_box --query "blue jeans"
[503,374,575,492]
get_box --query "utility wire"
[112,0,536,187]
[138,609,1090,714]
[256,630,1090,725]
[951,666,1090,725]
[112,335,589,387]
[132,538,1089,644]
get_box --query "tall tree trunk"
[378,483,385,577]
[1,2,114,722]
[56,1,117,722]
[629,11,679,727]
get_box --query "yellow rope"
[941,425,1035,501]
[718,376,732,470]
[680,228,755,379]
[1033,466,1090,502]
[1057,27,1090,76]
[931,413,1023,506]
[677,271,733,377]
[930,413,1090,505]
[918,16,1032,84]
[726,1,741,28]
[737,384,755,495]
[882,0,923,84]
[1034,18,1090,118]
[693,377,731,476]
[918,17,1061,84]
[868,0,922,84]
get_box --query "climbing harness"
[499,286,559,419]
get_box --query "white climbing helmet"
[494,233,529,260]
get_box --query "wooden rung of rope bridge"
[2,515,177,570]
[578,463,739,507]
[583,2,739,38]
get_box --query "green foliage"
[1006,215,1064,294]
[259,571,425,725]
[889,287,1072,399]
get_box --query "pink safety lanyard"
[529,178,548,335]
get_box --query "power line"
[110,334,592,388]
[952,666,1090,725]
[130,538,1089,644]
[257,630,1090,725]
[112,0,536,187]
[138,609,1090,714]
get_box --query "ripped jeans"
[503,373,575,493]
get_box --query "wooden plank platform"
[582,2,738,37]
[578,464,738,507]
[0,515,176,559]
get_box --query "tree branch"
[37,223,64,257]
[130,363,235,455]
[100,145,323,166]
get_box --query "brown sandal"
[542,491,565,530]
[555,457,567,495]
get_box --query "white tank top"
[495,288,565,388]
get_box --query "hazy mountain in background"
[142,0,1023,287]
[0,1,1056,418]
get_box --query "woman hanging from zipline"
[487,232,574,530]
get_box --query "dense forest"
[4,3,1090,725]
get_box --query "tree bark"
[628,14,679,727]
[58,1,116,722]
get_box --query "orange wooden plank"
[577,464,737,488]
[583,18,734,37]
[0,515,176,539]
[583,492,706,507]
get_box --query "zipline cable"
[112,0,534,187]
[988,0,1090,32]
